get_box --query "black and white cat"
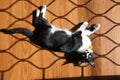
[0,5,100,66]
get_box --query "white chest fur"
[77,33,92,52]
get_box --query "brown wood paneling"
[0,0,120,80]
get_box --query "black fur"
[64,52,94,66]
[0,8,83,53]
[88,24,98,31]
[0,5,96,67]
[0,28,33,37]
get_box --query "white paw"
[80,21,89,31]
[36,9,40,17]
[83,21,88,26]
[94,24,101,31]
[41,5,46,18]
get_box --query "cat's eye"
[88,54,92,58]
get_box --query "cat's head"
[64,51,95,67]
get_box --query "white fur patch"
[87,53,91,59]
[77,23,100,52]
[36,9,40,17]
[50,25,72,36]
[77,32,92,52]
[36,5,46,18]
[41,5,46,18]
[75,22,88,32]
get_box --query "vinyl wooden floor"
[0,0,120,80]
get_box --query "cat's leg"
[36,5,46,18]
[32,5,51,28]
[40,5,46,18]
[85,24,100,36]
[74,22,88,32]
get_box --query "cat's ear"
[89,61,95,67]
[85,24,100,36]
[75,22,88,32]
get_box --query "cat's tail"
[0,28,33,37]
